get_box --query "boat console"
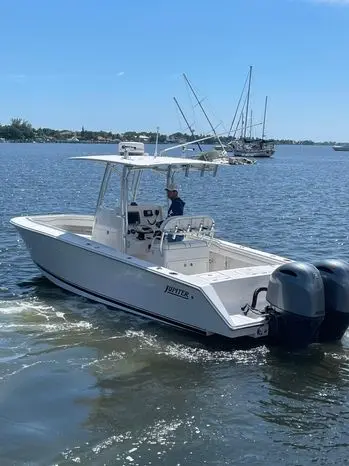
[91,203,164,251]
[126,203,164,260]
[127,203,163,232]
[91,206,214,274]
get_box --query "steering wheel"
[136,224,154,234]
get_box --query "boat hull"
[333,145,349,152]
[36,262,207,335]
[232,139,275,158]
[234,150,273,158]
[11,217,271,339]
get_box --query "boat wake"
[0,298,94,333]
[123,328,270,364]
[60,414,202,465]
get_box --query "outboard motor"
[266,262,325,348]
[314,259,349,342]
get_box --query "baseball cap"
[165,183,179,192]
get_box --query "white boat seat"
[150,235,210,274]
[160,215,215,238]
[160,238,208,249]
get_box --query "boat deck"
[196,265,277,283]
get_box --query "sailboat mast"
[249,110,253,139]
[240,111,244,139]
[228,71,249,137]
[233,110,242,139]
[173,97,202,151]
[262,96,268,140]
[243,66,252,138]
[183,73,224,149]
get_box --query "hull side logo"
[164,285,191,300]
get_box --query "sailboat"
[230,67,275,158]
[177,75,256,165]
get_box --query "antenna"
[243,66,252,138]
[262,96,268,140]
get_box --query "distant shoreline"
[0,119,341,146]
[0,140,337,146]
[0,140,118,144]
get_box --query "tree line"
[0,118,337,145]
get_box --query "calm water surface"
[1,143,349,465]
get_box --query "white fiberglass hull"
[333,145,349,152]
[234,150,273,158]
[11,215,287,341]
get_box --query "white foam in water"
[0,298,94,335]
[125,329,159,347]
[0,320,93,333]
[92,432,132,454]
[158,343,269,364]
[87,417,184,463]
[124,329,269,364]
[0,300,54,315]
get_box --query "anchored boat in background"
[229,67,276,158]
[232,137,275,158]
[333,144,349,152]
[174,76,256,166]
[11,141,349,349]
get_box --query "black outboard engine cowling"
[314,259,349,342]
[266,262,325,348]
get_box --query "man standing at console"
[165,183,185,217]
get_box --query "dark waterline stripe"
[34,262,207,335]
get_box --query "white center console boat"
[11,141,349,348]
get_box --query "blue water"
[1,143,349,465]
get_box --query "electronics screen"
[128,211,141,224]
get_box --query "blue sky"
[0,0,348,141]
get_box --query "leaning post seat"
[161,215,214,238]
[149,216,215,274]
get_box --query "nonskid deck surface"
[196,265,278,283]
[229,313,265,328]
[26,214,94,238]
[27,214,94,235]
